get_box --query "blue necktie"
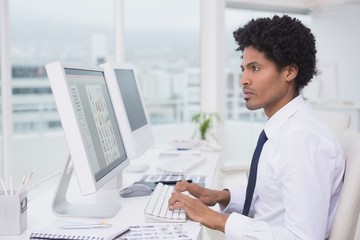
[242,130,268,216]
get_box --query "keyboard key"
[144,183,187,223]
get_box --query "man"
[168,15,345,239]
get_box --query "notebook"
[28,221,130,240]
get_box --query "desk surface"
[1,148,220,240]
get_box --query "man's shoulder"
[278,108,335,141]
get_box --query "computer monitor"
[101,63,154,168]
[45,61,129,218]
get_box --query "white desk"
[0,148,220,240]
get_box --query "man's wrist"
[213,212,229,232]
[217,189,230,206]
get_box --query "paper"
[117,224,193,240]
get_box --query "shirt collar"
[264,95,307,139]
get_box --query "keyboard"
[156,153,206,175]
[144,183,187,223]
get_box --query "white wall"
[311,4,360,103]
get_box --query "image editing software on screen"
[46,62,129,218]
[102,63,154,172]
[66,68,126,181]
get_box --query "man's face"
[240,46,296,118]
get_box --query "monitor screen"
[114,69,147,131]
[64,68,127,182]
[101,63,154,161]
[46,61,129,217]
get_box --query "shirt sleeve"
[220,185,246,214]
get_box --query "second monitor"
[101,63,155,163]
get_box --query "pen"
[17,175,27,195]
[155,179,192,185]
[59,221,112,229]
[110,226,131,240]
[0,176,8,195]
[19,172,33,194]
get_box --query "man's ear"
[285,64,298,82]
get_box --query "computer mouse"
[119,183,154,198]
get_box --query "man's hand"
[168,181,230,232]
[172,180,230,206]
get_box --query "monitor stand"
[52,155,122,218]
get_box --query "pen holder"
[0,190,27,235]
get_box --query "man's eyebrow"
[242,61,259,68]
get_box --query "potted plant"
[191,112,220,141]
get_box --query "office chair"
[329,128,360,240]
[313,109,351,138]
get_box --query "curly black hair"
[233,15,317,94]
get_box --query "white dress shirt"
[222,95,345,240]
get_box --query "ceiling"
[226,0,360,13]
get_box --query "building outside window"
[123,0,201,124]
[10,0,115,135]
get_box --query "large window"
[8,0,114,185]
[2,0,201,189]
[9,0,201,131]
[10,0,114,134]
[123,0,201,124]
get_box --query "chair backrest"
[314,109,351,138]
[329,128,360,240]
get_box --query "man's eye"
[252,66,259,71]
